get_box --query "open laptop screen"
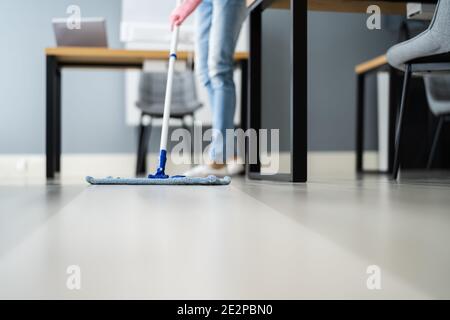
[52,17,108,47]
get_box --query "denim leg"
[208,0,247,163]
[195,0,214,108]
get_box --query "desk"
[246,0,436,182]
[45,47,248,179]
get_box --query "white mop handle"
[160,1,182,151]
[160,27,180,151]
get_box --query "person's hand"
[170,0,202,30]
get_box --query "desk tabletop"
[46,47,248,65]
[246,0,416,14]
[355,54,387,74]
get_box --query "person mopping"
[87,0,246,186]
[171,0,248,177]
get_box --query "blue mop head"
[86,175,231,186]
[86,151,231,186]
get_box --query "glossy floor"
[1,172,450,299]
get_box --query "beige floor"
[0,171,450,299]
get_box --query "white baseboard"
[0,152,379,180]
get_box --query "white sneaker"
[183,165,229,178]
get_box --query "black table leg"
[290,0,307,182]
[387,67,399,174]
[247,0,307,182]
[247,4,262,177]
[55,64,62,173]
[356,73,365,173]
[46,56,61,179]
[239,59,249,175]
[240,59,248,132]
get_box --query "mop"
[87,3,231,186]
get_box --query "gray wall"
[0,0,130,154]
[0,1,402,154]
[262,9,402,151]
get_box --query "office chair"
[135,71,202,176]
[387,0,450,179]
[389,55,450,180]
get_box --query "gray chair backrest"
[138,71,199,107]
[424,75,450,116]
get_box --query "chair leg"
[136,115,152,176]
[142,119,152,174]
[190,116,195,167]
[182,115,195,167]
[136,117,146,176]
[427,116,445,169]
[392,64,412,180]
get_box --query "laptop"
[52,17,108,47]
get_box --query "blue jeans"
[195,0,247,163]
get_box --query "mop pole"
[151,2,181,179]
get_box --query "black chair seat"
[409,52,450,73]
[410,52,450,64]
